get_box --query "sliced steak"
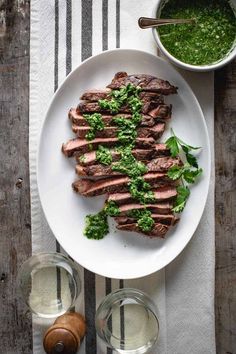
[80,89,111,101]
[107,72,178,95]
[116,222,169,238]
[75,144,170,165]
[69,108,171,127]
[146,156,182,172]
[62,137,155,157]
[80,89,164,103]
[107,186,177,205]
[75,156,181,177]
[118,202,174,215]
[78,100,167,115]
[148,104,172,119]
[72,172,173,197]
[72,123,165,140]
[115,214,179,226]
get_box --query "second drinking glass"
[95,288,159,354]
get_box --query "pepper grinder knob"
[43,312,86,354]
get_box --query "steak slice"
[107,72,178,95]
[72,123,165,140]
[75,144,170,166]
[80,89,111,101]
[69,108,171,127]
[148,104,172,119]
[116,223,169,238]
[75,156,181,177]
[78,100,166,115]
[72,172,173,197]
[107,186,177,205]
[80,90,164,103]
[118,202,174,215]
[115,214,179,226]
[146,156,182,172]
[62,137,155,157]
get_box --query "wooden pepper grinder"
[43,312,86,354]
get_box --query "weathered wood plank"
[0,1,32,353]
[215,60,236,354]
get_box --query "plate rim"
[37,48,211,279]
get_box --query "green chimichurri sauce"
[158,0,236,65]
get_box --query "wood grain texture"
[215,60,236,354]
[0,1,32,353]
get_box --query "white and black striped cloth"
[30,1,216,353]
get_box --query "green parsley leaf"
[185,151,199,168]
[172,186,190,213]
[165,136,179,157]
[183,168,203,184]
[167,165,184,180]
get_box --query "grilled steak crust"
[72,173,174,197]
[148,104,172,119]
[146,156,182,172]
[114,214,179,226]
[75,144,170,166]
[116,222,169,238]
[75,156,181,177]
[107,72,178,95]
[72,123,165,140]
[80,89,111,101]
[107,186,177,205]
[62,137,155,157]
[118,202,174,215]
[78,100,166,115]
[80,90,164,103]
[69,108,171,127]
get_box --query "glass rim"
[17,252,81,317]
[95,287,160,350]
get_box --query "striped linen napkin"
[30,1,216,353]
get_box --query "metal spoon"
[138,17,196,29]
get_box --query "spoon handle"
[138,17,195,29]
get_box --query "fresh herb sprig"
[165,129,202,213]
[165,128,201,167]
[172,186,190,213]
[167,163,203,184]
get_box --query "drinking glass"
[95,288,159,354]
[18,253,81,318]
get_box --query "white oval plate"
[38,49,210,279]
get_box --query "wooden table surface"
[0,1,235,353]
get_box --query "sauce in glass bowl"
[158,0,236,66]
